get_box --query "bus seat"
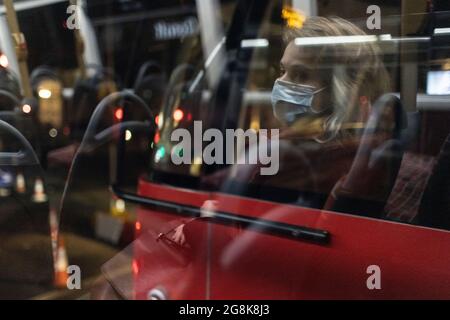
[323,94,406,217]
[417,132,450,229]
[133,61,167,117]
[400,111,421,152]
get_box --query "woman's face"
[278,41,331,114]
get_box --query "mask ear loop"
[312,86,327,95]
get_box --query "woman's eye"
[294,70,309,82]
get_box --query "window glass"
[151,0,450,231]
[147,0,237,185]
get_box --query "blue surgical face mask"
[271,79,326,125]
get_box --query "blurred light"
[32,177,47,203]
[155,147,166,163]
[204,38,225,68]
[49,128,58,138]
[443,60,450,71]
[434,28,450,35]
[427,71,450,95]
[38,89,52,99]
[115,199,126,213]
[135,221,142,232]
[250,119,260,131]
[296,35,378,46]
[0,171,13,185]
[22,104,32,114]
[0,170,13,198]
[132,259,140,275]
[125,130,132,141]
[15,172,26,194]
[155,115,160,126]
[282,6,306,29]
[157,112,164,129]
[190,157,202,176]
[241,39,269,48]
[379,34,392,41]
[193,156,202,165]
[114,108,123,121]
[385,36,430,42]
[0,54,8,68]
[154,132,160,144]
[0,188,10,197]
[63,126,71,136]
[173,109,184,122]
[294,34,428,46]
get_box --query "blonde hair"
[283,17,391,140]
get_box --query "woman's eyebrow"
[289,63,313,71]
[283,63,313,76]
[280,59,313,71]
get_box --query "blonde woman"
[274,16,390,140]
[172,16,394,244]
[227,16,393,205]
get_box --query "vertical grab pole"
[70,0,87,79]
[3,0,33,99]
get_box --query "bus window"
[199,1,450,231]
[139,0,237,187]
[143,1,450,229]
[17,1,77,71]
